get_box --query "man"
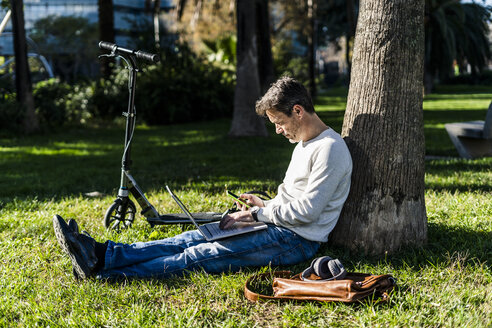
[53,76,353,280]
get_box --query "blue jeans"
[97,224,321,279]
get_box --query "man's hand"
[219,211,256,230]
[237,193,265,210]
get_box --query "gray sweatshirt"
[256,128,352,242]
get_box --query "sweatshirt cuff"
[256,206,272,223]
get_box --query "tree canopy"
[425,0,491,87]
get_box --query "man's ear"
[292,104,305,118]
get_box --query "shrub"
[90,44,235,125]
[91,67,129,120]
[64,83,94,124]
[1,43,235,132]
[33,79,71,128]
[134,45,234,125]
[33,78,95,127]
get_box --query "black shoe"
[68,219,79,234]
[53,215,98,279]
[69,219,93,238]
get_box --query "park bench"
[444,101,492,159]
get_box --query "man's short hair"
[255,76,315,117]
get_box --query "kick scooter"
[98,42,222,230]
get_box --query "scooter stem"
[122,55,138,171]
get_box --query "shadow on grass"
[425,158,492,193]
[425,89,492,97]
[0,121,294,202]
[319,221,491,274]
[423,109,488,124]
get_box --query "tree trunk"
[345,0,357,78]
[229,0,268,137]
[307,0,316,98]
[98,0,115,78]
[330,0,427,255]
[255,0,275,94]
[153,0,161,49]
[146,0,162,48]
[11,0,38,133]
[175,0,188,21]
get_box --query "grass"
[0,86,491,327]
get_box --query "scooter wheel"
[104,198,136,230]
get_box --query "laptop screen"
[165,185,201,229]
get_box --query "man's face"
[266,109,301,143]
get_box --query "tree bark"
[330,0,427,255]
[98,0,115,78]
[11,0,38,133]
[229,0,268,137]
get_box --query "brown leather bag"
[244,271,396,303]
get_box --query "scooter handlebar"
[99,41,160,63]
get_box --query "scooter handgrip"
[99,41,116,51]
[136,50,160,63]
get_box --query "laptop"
[166,185,268,241]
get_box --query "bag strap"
[244,271,293,302]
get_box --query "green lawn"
[0,87,491,327]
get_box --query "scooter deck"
[146,212,223,225]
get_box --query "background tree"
[175,0,236,50]
[145,0,161,48]
[344,0,358,77]
[307,0,316,97]
[256,0,275,94]
[270,0,315,94]
[330,0,427,255]
[10,0,38,133]
[424,0,491,92]
[228,0,269,137]
[269,0,360,93]
[177,0,273,137]
[316,0,359,78]
[98,0,115,78]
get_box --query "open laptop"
[166,185,268,241]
